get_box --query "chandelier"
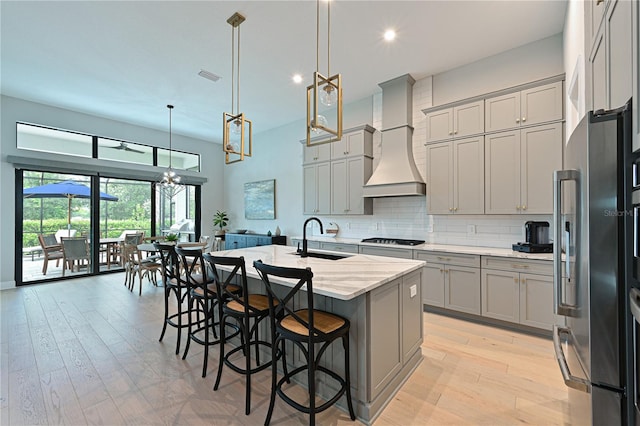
[306,0,342,146]
[158,104,184,197]
[223,12,252,164]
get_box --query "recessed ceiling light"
[384,29,396,42]
[292,74,303,84]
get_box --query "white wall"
[0,95,224,289]
[222,34,563,246]
[432,34,565,105]
[563,0,586,139]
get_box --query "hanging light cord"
[230,22,242,116]
[316,0,319,74]
[327,0,330,77]
[168,104,173,169]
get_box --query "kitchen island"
[211,244,425,424]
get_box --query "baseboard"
[0,280,16,290]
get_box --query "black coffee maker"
[513,221,553,253]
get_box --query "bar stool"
[155,243,189,355]
[176,246,240,378]
[204,254,285,415]
[253,260,356,426]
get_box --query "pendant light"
[306,0,342,146]
[223,12,252,165]
[158,104,184,197]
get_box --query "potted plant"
[165,233,179,243]
[213,210,229,236]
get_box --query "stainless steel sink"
[291,251,350,260]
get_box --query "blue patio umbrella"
[23,180,118,232]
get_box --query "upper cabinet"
[587,0,633,112]
[425,100,484,143]
[303,142,330,164]
[484,81,563,133]
[301,125,374,215]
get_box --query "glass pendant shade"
[306,0,343,147]
[223,12,252,165]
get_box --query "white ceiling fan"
[107,142,145,154]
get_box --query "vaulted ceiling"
[1,1,567,143]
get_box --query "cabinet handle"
[514,277,519,283]
[511,264,530,269]
[449,207,453,212]
[454,130,458,134]
[449,131,453,136]
[516,205,521,210]
[596,0,603,5]
[437,256,451,261]
[516,119,520,123]
[439,269,444,273]
[522,205,527,210]
[444,269,449,273]
[453,207,458,212]
[522,117,526,122]
[521,278,527,284]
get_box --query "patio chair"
[54,229,77,242]
[60,237,90,276]
[38,233,63,275]
[122,242,161,295]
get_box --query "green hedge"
[22,219,152,248]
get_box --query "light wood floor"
[1,274,569,425]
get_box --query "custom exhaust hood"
[363,74,426,198]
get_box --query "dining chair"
[60,237,90,276]
[176,246,240,378]
[253,260,356,426]
[204,254,283,415]
[122,243,161,295]
[38,233,63,275]
[155,243,190,355]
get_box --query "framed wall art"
[244,179,275,219]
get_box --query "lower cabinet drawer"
[319,242,359,253]
[481,256,553,275]
[359,245,413,259]
[415,251,480,268]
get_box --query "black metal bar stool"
[253,260,356,426]
[176,246,240,378]
[155,242,189,355]
[204,254,286,415]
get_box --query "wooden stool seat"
[281,310,346,336]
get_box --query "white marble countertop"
[291,236,555,261]
[210,244,424,301]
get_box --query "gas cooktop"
[361,237,425,246]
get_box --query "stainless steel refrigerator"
[553,101,632,425]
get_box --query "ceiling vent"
[198,69,221,82]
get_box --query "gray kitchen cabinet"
[358,245,413,259]
[606,0,633,109]
[330,127,373,160]
[485,122,562,214]
[330,156,373,215]
[425,100,484,143]
[303,142,330,164]
[414,250,480,312]
[590,27,608,112]
[225,233,286,250]
[481,257,557,331]
[302,125,373,216]
[303,162,330,215]
[484,81,563,133]
[426,136,484,214]
[587,0,633,111]
[318,241,359,253]
[290,238,320,250]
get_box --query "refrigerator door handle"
[553,169,580,316]
[553,325,591,393]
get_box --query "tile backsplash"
[313,196,553,248]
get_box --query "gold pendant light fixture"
[158,104,184,197]
[306,0,343,146]
[223,12,252,165]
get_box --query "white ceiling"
[1,0,567,144]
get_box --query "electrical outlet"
[370,222,378,231]
[346,222,351,230]
[410,284,417,298]
[426,224,434,233]
[467,224,476,234]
